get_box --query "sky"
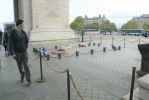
[0,0,149,31]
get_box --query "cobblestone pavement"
[0,35,149,100]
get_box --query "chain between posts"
[141,40,149,44]
[43,58,67,73]
[62,52,76,57]
[70,74,84,100]
[113,38,124,42]
[43,58,84,100]
[79,50,90,54]
[125,39,139,43]
[30,53,40,60]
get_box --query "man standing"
[9,19,31,83]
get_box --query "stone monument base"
[29,28,76,42]
[136,70,148,76]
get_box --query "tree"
[70,16,85,32]
[143,22,149,31]
[121,20,138,29]
[99,21,117,31]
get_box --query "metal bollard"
[88,43,90,47]
[76,51,79,56]
[93,43,95,46]
[118,46,121,50]
[47,55,50,61]
[114,47,116,51]
[78,44,81,47]
[124,38,126,48]
[112,37,114,45]
[0,59,1,68]
[58,53,61,59]
[67,69,71,100]
[33,48,38,53]
[98,43,100,47]
[103,47,106,53]
[55,46,58,50]
[33,48,36,52]
[91,49,94,54]
[129,67,136,100]
[39,52,43,81]
[112,45,114,50]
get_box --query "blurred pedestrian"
[3,28,10,56]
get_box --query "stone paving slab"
[0,35,148,100]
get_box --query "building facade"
[83,14,108,25]
[132,14,149,28]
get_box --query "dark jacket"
[3,31,9,46]
[9,29,29,55]
[0,31,2,44]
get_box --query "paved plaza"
[0,35,149,100]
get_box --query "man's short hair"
[16,19,24,26]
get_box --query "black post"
[93,43,95,46]
[55,46,58,50]
[100,36,102,45]
[47,55,50,61]
[112,37,114,45]
[0,59,1,68]
[39,52,43,80]
[91,49,94,54]
[58,54,61,59]
[103,47,106,53]
[88,43,90,47]
[118,46,121,50]
[98,43,100,47]
[33,48,35,52]
[81,31,84,42]
[76,51,79,56]
[129,67,136,100]
[78,44,81,47]
[90,36,91,44]
[139,38,141,44]
[67,69,71,100]
[124,38,126,48]
[114,46,116,51]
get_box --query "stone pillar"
[21,0,33,35]
[30,0,75,41]
[13,0,75,41]
[13,0,32,34]
[13,0,19,21]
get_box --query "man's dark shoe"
[27,79,31,84]
[21,73,24,83]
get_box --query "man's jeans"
[15,51,31,81]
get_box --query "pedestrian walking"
[3,28,10,56]
[9,19,31,83]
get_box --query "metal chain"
[125,39,139,43]
[30,53,40,60]
[113,38,124,42]
[43,58,67,73]
[70,74,84,100]
[62,52,76,57]
[79,50,90,54]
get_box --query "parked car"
[128,33,141,36]
[143,32,149,37]
[121,33,127,36]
